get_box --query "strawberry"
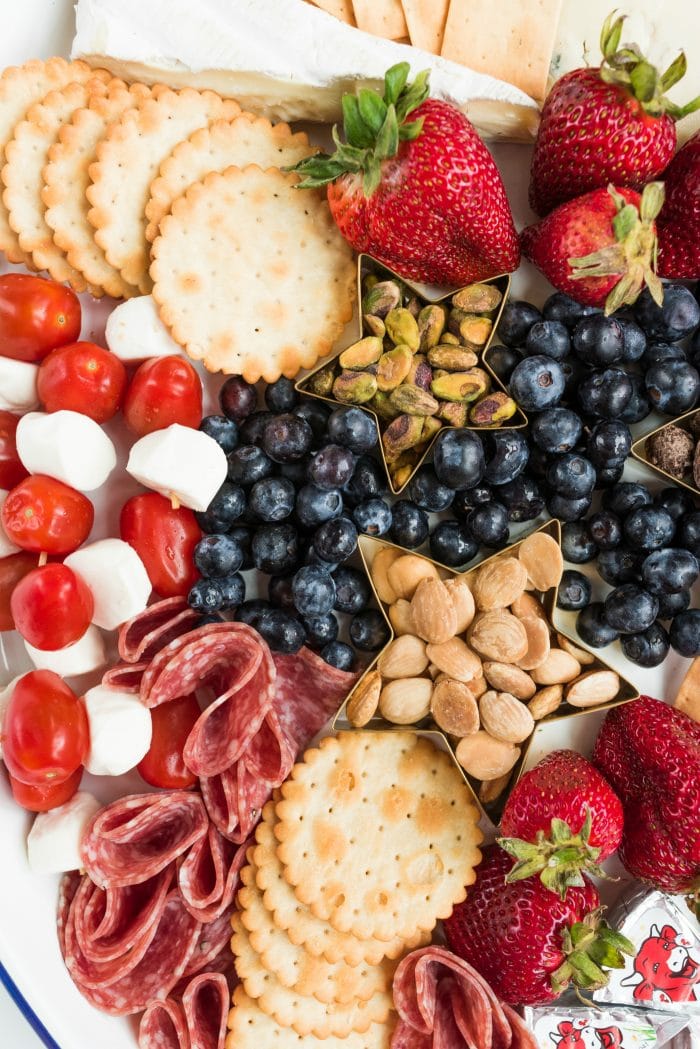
[292,63,519,286]
[529,12,700,217]
[657,129,700,278]
[444,844,634,1006]
[498,749,623,897]
[521,182,665,315]
[593,695,700,915]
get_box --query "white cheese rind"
[27,792,101,874]
[0,357,39,413]
[16,411,117,492]
[105,296,184,363]
[83,685,152,776]
[126,423,227,512]
[65,538,152,631]
[25,626,106,677]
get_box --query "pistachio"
[428,345,479,371]
[379,678,433,724]
[362,273,379,293]
[346,669,381,727]
[441,332,460,345]
[376,345,414,391]
[362,314,386,337]
[406,296,422,318]
[332,370,378,404]
[362,280,401,318]
[431,679,480,736]
[452,283,503,312]
[368,390,400,421]
[407,354,433,391]
[431,368,490,403]
[389,384,440,416]
[338,336,383,371]
[437,401,469,427]
[306,362,336,397]
[385,308,420,351]
[382,413,425,461]
[419,416,442,443]
[378,634,429,679]
[417,305,447,350]
[387,554,440,600]
[391,461,414,490]
[469,392,518,426]
[451,312,493,347]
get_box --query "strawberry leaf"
[385,63,410,106]
[396,69,430,121]
[342,95,375,149]
[358,89,387,135]
[661,51,687,92]
[375,104,399,161]
[399,116,425,141]
[363,155,382,197]
[630,60,658,104]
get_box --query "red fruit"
[498,749,623,896]
[10,563,94,650]
[123,355,202,436]
[593,696,700,910]
[137,693,200,789]
[37,341,127,422]
[444,844,634,1006]
[0,410,29,489]
[657,129,700,278]
[2,475,94,555]
[0,274,81,362]
[292,64,519,285]
[529,13,700,216]
[3,670,89,786]
[120,492,201,598]
[9,766,82,812]
[521,182,664,315]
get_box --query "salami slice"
[57,871,81,959]
[501,1004,539,1049]
[271,646,359,752]
[139,998,189,1049]
[181,972,229,1049]
[101,662,148,693]
[119,597,199,664]
[181,904,237,981]
[243,707,295,787]
[199,770,239,841]
[81,792,209,889]
[178,826,249,924]
[236,760,274,842]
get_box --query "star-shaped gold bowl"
[631,407,700,497]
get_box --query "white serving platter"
[0,3,695,1048]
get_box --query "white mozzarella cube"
[25,625,106,676]
[65,538,151,631]
[27,791,101,874]
[0,357,39,413]
[105,295,184,363]
[0,675,23,760]
[0,491,20,557]
[83,685,152,776]
[126,423,227,512]
[16,410,117,492]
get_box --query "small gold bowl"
[631,407,700,497]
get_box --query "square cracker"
[440,0,563,102]
[401,0,449,54]
[305,0,356,23]
[352,0,408,40]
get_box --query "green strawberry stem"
[498,809,615,899]
[290,63,429,195]
[551,907,635,1000]
[568,182,665,315]
[598,11,700,120]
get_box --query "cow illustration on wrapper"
[620,923,700,1005]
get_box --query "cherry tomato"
[123,356,202,436]
[10,564,94,650]
[8,766,83,812]
[0,411,29,489]
[120,492,201,597]
[0,274,81,363]
[3,670,89,785]
[137,693,200,789]
[37,341,127,422]
[2,475,94,555]
[0,551,38,631]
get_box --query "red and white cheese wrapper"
[522,1005,695,1049]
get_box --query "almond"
[479,771,511,804]
[387,554,440,600]
[431,679,480,736]
[479,690,534,743]
[473,557,528,611]
[410,577,458,644]
[516,615,551,671]
[528,684,563,720]
[346,669,381,727]
[445,577,475,632]
[511,591,547,622]
[531,649,581,685]
[425,637,481,682]
[455,731,520,780]
[379,678,432,724]
[482,661,536,700]
[467,674,488,699]
[566,670,621,708]
[378,634,428,679]
[517,532,564,591]
[389,598,415,636]
[370,546,402,604]
[557,633,596,666]
[468,611,528,663]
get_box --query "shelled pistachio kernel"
[382,413,426,461]
[338,336,383,370]
[332,370,377,404]
[469,392,517,426]
[452,283,503,313]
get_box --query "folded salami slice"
[271,646,358,751]
[57,871,81,959]
[139,997,189,1049]
[501,1004,539,1049]
[243,707,295,787]
[101,661,148,693]
[178,826,249,924]
[119,597,200,664]
[81,792,209,889]
[181,904,237,981]
[139,972,228,1049]
[200,763,272,844]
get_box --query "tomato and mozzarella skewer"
[27,791,100,874]
[24,625,106,676]
[65,538,151,631]
[16,410,117,492]
[126,423,227,512]
[105,296,183,364]
[82,685,152,777]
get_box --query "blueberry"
[219,572,245,609]
[249,477,296,522]
[326,406,377,454]
[197,613,224,626]
[587,510,622,550]
[295,485,344,528]
[634,283,700,341]
[239,410,274,445]
[586,421,632,468]
[560,357,587,401]
[572,315,624,366]
[308,444,356,490]
[557,570,592,611]
[531,408,583,454]
[268,573,295,609]
[467,501,509,547]
[303,612,338,649]
[252,523,299,574]
[619,374,652,423]
[645,360,700,414]
[483,430,529,486]
[194,533,244,577]
[624,506,675,551]
[389,500,429,549]
[264,377,298,412]
[429,521,479,567]
[669,609,700,657]
[278,460,308,488]
[227,444,274,486]
[546,453,596,498]
[195,482,247,533]
[546,492,592,522]
[342,455,386,505]
[353,498,393,537]
[291,565,336,616]
[616,317,647,362]
[543,292,599,329]
[263,413,313,463]
[677,511,700,557]
[604,584,659,633]
[229,526,254,570]
[594,461,626,489]
[576,602,619,648]
[561,521,598,563]
[332,566,371,614]
[496,475,545,522]
[525,320,570,360]
[199,414,238,453]
[655,487,697,521]
[320,640,355,671]
[350,609,390,652]
[304,545,338,572]
[656,590,691,619]
[292,400,331,442]
[256,609,306,653]
[597,547,642,586]
[602,482,653,518]
[487,344,523,383]
[451,484,493,519]
[313,516,358,563]
[235,599,270,628]
[578,368,632,418]
[188,578,224,612]
[407,466,454,512]
[497,299,542,346]
[433,429,485,490]
[509,355,565,411]
[220,376,257,422]
[621,622,670,667]
[640,548,699,595]
[640,341,685,369]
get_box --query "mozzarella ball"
[16,410,116,492]
[25,625,106,676]
[83,685,152,776]
[0,357,39,413]
[126,423,227,511]
[65,538,151,631]
[105,296,183,363]
[27,792,101,874]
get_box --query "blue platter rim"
[0,960,61,1049]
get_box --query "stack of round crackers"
[228,730,483,1048]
